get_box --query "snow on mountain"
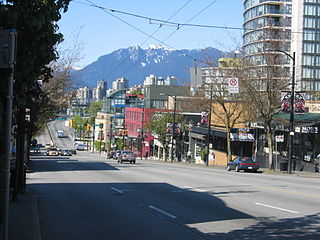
[71,45,225,88]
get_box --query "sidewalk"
[9,188,41,240]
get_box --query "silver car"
[117,150,136,164]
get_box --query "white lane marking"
[255,202,299,214]
[183,186,207,192]
[148,205,177,219]
[111,187,123,194]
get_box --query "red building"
[125,107,164,157]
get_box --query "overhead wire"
[77,0,222,67]
[95,0,193,81]
[74,0,306,34]
[118,0,220,77]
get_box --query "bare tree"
[198,57,250,163]
[241,25,292,170]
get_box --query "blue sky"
[58,0,244,67]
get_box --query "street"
[27,121,320,240]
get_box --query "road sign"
[228,77,239,94]
[275,135,284,142]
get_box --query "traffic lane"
[31,181,218,240]
[125,159,320,206]
[49,121,74,149]
[30,152,118,173]
[29,153,320,239]
[103,159,320,226]
[90,167,320,240]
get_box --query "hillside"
[72,45,225,88]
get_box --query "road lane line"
[257,186,320,198]
[255,202,299,214]
[183,186,207,192]
[111,187,123,194]
[148,205,177,219]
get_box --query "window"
[304,4,317,16]
[304,30,316,40]
[304,17,316,28]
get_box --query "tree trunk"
[267,128,274,170]
[226,127,232,163]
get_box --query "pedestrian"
[211,150,215,163]
[187,150,191,162]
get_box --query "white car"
[46,148,59,156]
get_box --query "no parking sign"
[228,77,239,94]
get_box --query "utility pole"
[0,29,17,240]
[205,84,213,166]
[171,96,177,162]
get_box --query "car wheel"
[227,165,231,171]
[235,165,240,172]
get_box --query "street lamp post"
[205,84,213,166]
[269,50,295,174]
[171,96,177,162]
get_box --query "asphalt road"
[28,120,320,240]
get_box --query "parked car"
[46,147,59,156]
[113,150,122,160]
[227,156,259,172]
[106,151,116,159]
[117,150,136,164]
[60,149,72,156]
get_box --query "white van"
[75,141,85,150]
[57,130,65,138]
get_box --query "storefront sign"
[300,126,318,133]
[230,128,255,142]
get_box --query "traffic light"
[121,129,127,136]
[99,123,103,128]
[69,119,74,128]
[86,124,91,132]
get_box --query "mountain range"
[72,45,225,88]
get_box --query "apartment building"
[243,0,320,99]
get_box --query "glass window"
[304,43,316,53]
[303,67,314,78]
[304,30,316,40]
[304,17,316,28]
[304,5,317,16]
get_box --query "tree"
[147,112,183,161]
[0,0,71,201]
[197,57,249,163]
[241,26,291,170]
[88,101,103,117]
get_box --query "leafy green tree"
[0,0,71,203]
[147,112,183,161]
[88,101,103,117]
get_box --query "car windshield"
[49,148,57,151]
[122,151,133,155]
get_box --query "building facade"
[243,0,320,99]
